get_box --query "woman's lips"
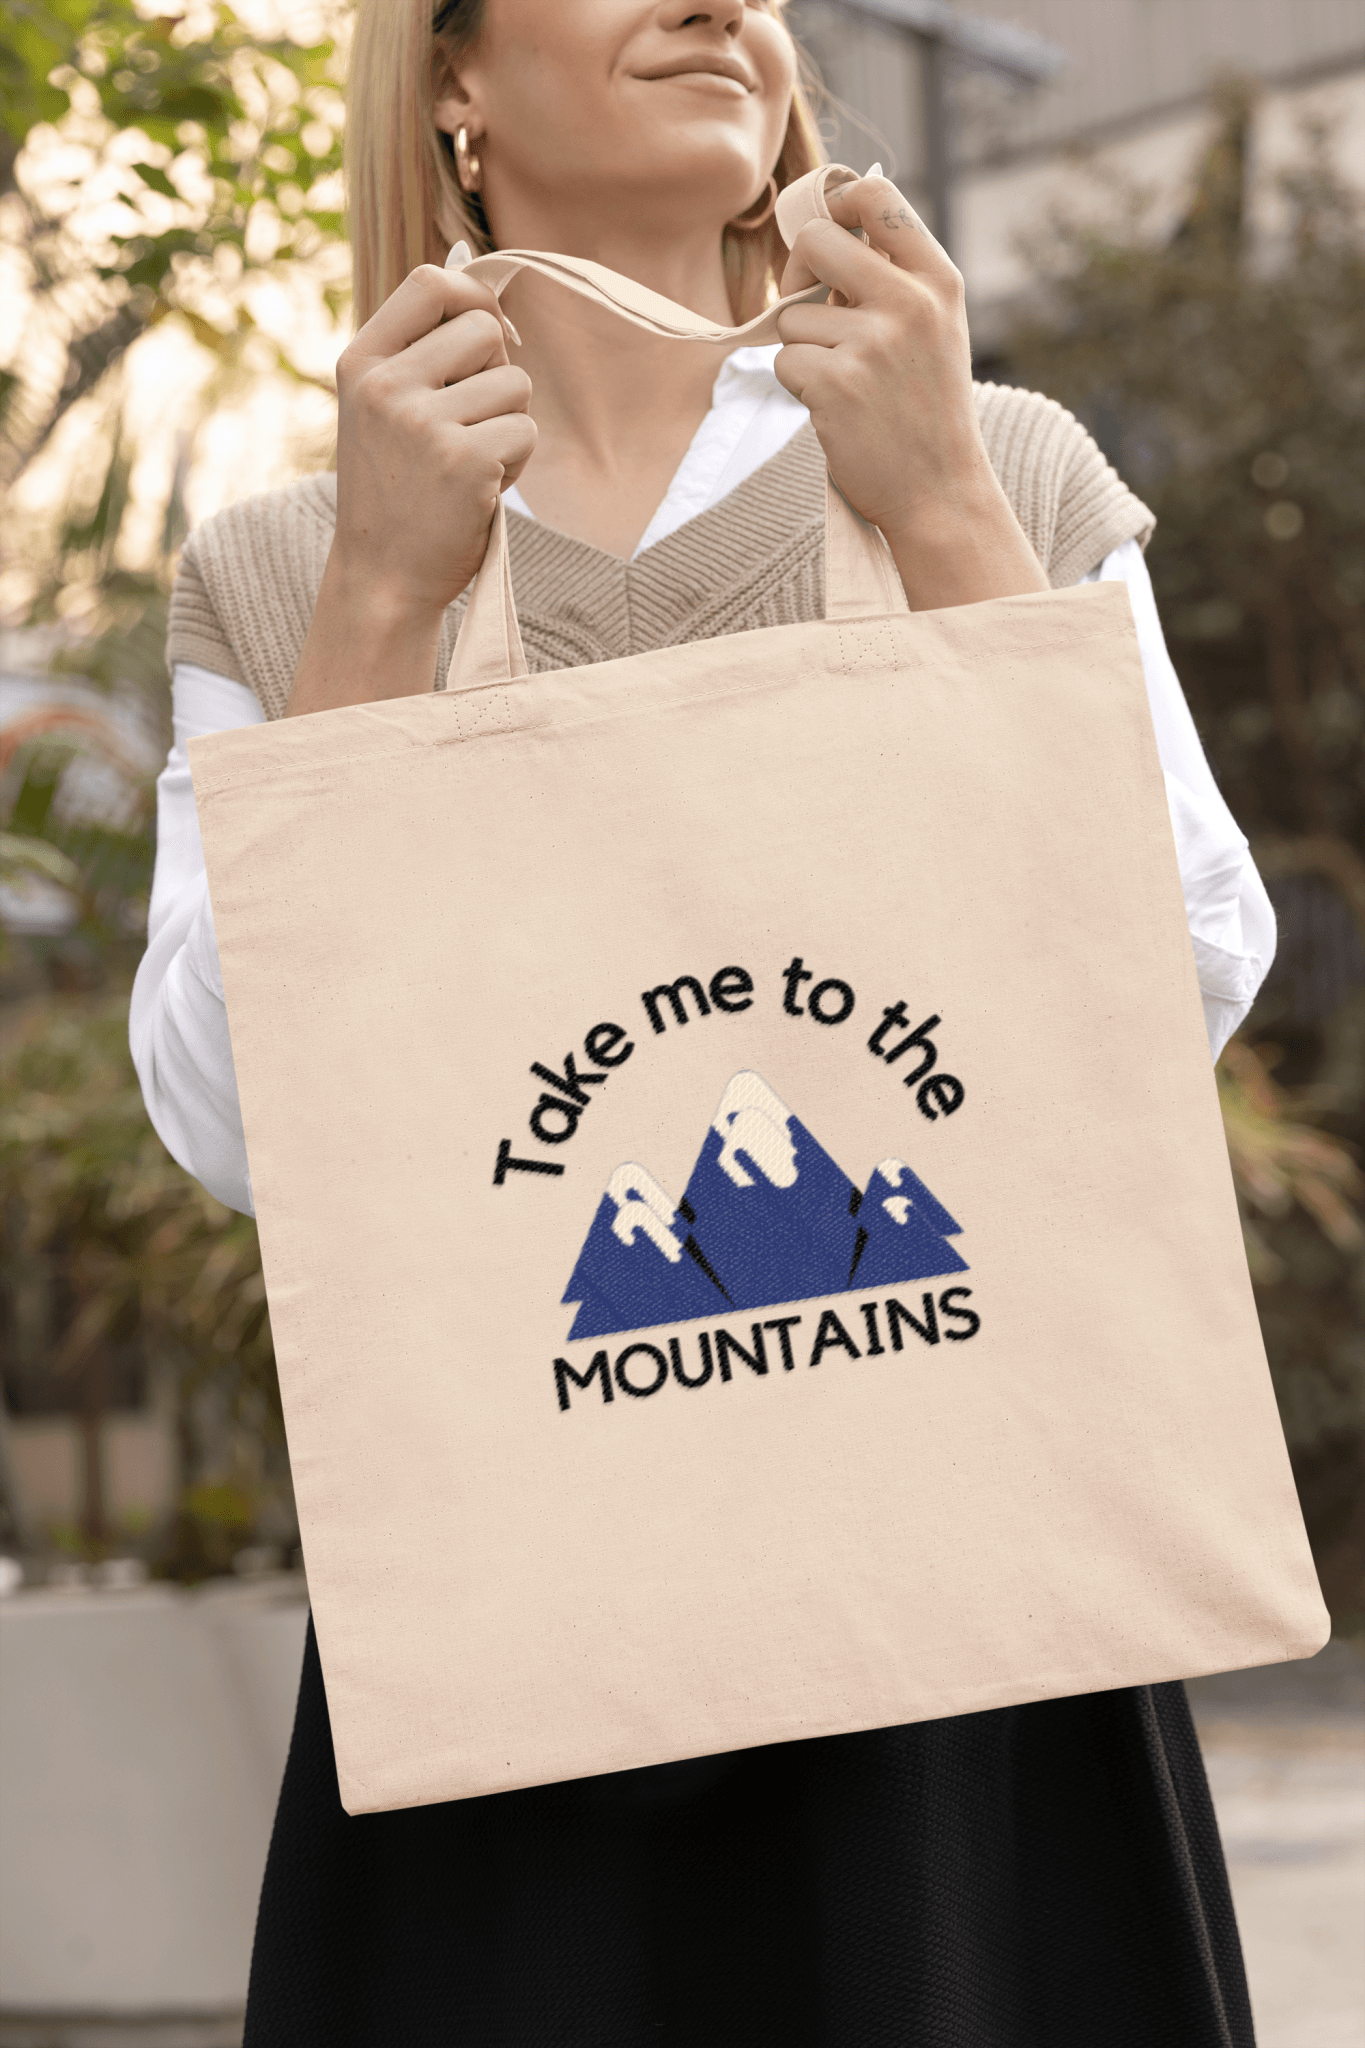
[633,64,754,96]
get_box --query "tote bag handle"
[445,163,908,695]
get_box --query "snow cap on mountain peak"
[605,1162,685,1263]
[711,1070,798,1191]
[870,1158,962,1239]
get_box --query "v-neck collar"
[499,424,825,664]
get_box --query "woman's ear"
[432,44,479,140]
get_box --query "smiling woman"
[349,0,820,330]
[333,0,831,582]
[130,0,1275,2042]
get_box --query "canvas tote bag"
[190,169,1327,1815]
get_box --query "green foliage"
[1009,89,1364,860]
[0,708,155,968]
[1008,89,1365,1625]
[1,3,347,1571]
[0,828,82,894]
[2,0,346,448]
[0,984,292,1572]
[1,3,79,156]
[1218,1027,1365,1625]
[1,0,347,699]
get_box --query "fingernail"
[445,240,472,270]
[502,313,522,347]
[866,161,884,180]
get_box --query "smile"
[632,63,755,96]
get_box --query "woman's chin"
[608,88,775,170]
[602,132,771,213]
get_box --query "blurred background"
[0,2,1361,2043]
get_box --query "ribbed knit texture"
[168,384,1153,720]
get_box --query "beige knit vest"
[167,384,1153,721]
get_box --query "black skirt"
[244,1617,1253,2046]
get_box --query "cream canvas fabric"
[189,177,1327,1814]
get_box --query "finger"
[429,363,532,428]
[774,300,862,350]
[354,264,509,362]
[779,189,954,302]
[403,307,509,389]
[464,412,538,484]
[778,218,893,302]
[824,175,954,278]
[772,341,832,407]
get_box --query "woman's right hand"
[286,265,537,716]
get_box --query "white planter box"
[0,1579,307,2035]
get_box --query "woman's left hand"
[774,174,1049,610]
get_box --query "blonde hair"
[346,0,826,330]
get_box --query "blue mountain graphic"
[846,1159,968,1292]
[562,1071,968,1342]
[678,1074,859,1312]
[562,1164,729,1342]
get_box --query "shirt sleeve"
[1083,539,1275,1060]
[129,663,266,1214]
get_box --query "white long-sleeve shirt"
[130,348,1274,1216]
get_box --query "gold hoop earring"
[729,175,779,232]
[454,124,482,195]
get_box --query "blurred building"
[790,0,1365,347]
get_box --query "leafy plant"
[2,0,348,702]
[0,982,292,1572]
[0,706,154,972]
[2,0,346,482]
[0,1,348,1572]
[1219,1037,1363,1278]
[1008,84,1365,894]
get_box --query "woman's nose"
[657,0,747,39]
